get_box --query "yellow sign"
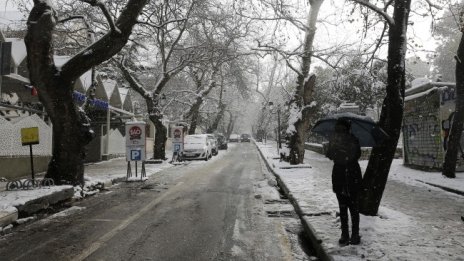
[21,127,39,145]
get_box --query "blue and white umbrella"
[311,112,389,147]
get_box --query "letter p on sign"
[130,149,142,161]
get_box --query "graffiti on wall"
[403,90,442,169]
[439,86,464,169]
[403,85,464,170]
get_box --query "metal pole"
[277,107,282,150]
[106,107,110,156]
[29,144,35,181]
[135,161,138,178]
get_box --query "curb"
[16,187,75,216]
[254,142,333,261]
[416,180,464,196]
[0,187,74,229]
[0,207,18,227]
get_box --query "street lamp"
[268,101,282,154]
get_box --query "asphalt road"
[0,143,311,261]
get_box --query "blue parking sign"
[130,149,142,161]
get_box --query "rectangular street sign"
[21,127,39,146]
[130,149,142,161]
[126,122,146,147]
[126,121,146,161]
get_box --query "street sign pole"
[21,127,39,181]
[29,144,35,181]
[125,122,146,181]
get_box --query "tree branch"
[424,0,442,10]
[80,0,121,34]
[61,0,149,82]
[350,0,395,26]
[117,59,152,101]
[58,15,86,24]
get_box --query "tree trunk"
[360,0,412,215]
[226,113,237,139]
[286,0,323,164]
[185,70,218,134]
[151,115,167,160]
[24,0,148,184]
[147,98,167,160]
[207,103,226,133]
[442,31,464,178]
[288,75,317,164]
[189,109,200,134]
[44,79,93,185]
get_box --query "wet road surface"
[0,143,311,260]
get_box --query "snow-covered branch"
[350,0,395,27]
[80,0,121,34]
[117,59,152,101]
[61,0,149,82]
[137,18,187,29]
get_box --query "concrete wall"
[0,156,51,180]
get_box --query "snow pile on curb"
[0,186,73,208]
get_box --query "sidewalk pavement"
[0,151,174,230]
[256,142,464,261]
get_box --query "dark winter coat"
[325,133,362,196]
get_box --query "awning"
[1,74,37,103]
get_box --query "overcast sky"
[0,0,439,61]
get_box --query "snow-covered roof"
[3,73,29,83]
[53,55,71,68]
[324,112,374,122]
[405,81,455,97]
[94,77,109,101]
[101,79,122,108]
[119,88,133,112]
[405,87,440,102]
[119,87,129,102]
[5,38,26,67]
[53,56,93,93]
[339,102,359,109]
[102,79,117,98]
[79,70,93,91]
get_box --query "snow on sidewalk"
[83,156,173,187]
[256,142,464,260]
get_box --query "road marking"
[73,181,184,261]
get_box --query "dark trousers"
[336,193,359,236]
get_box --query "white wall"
[0,114,52,156]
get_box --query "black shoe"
[338,234,349,245]
[350,234,361,245]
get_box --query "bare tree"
[285,0,324,164]
[348,0,412,215]
[184,64,219,134]
[25,0,149,185]
[118,0,199,160]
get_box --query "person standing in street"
[325,118,362,245]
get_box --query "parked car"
[240,133,250,142]
[229,134,240,142]
[216,134,228,150]
[205,134,218,156]
[183,135,212,161]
